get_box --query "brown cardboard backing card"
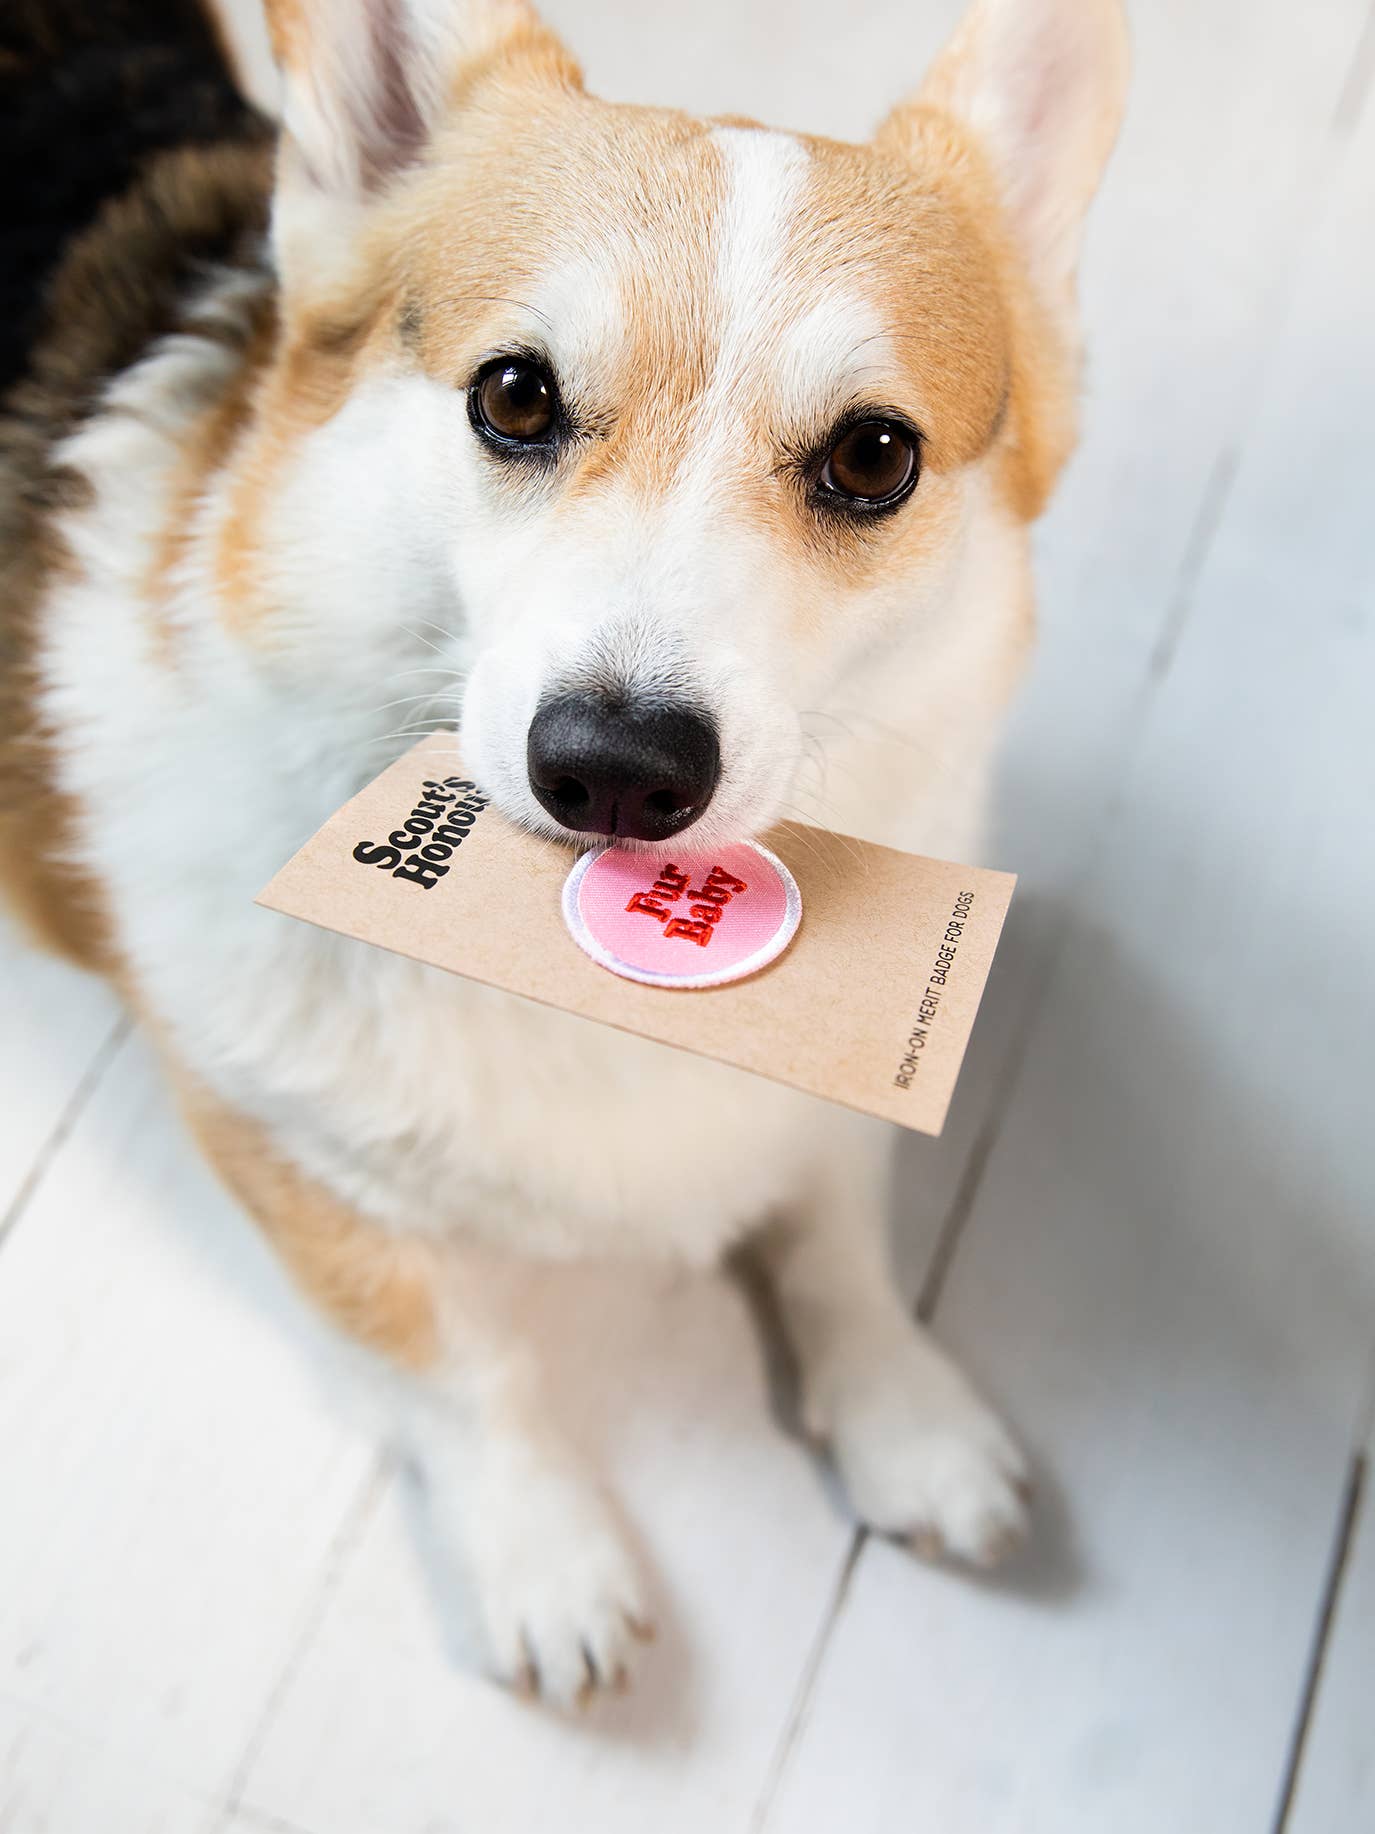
[256,734,1015,1138]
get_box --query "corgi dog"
[0,0,1126,1705]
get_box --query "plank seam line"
[746,1529,867,1833]
[1151,5,1370,687]
[0,1014,130,1256]
[1270,1447,1368,1834]
[1147,442,1241,683]
[1333,0,1375,135]
[216,1451,393,1830]
[916,995,1046,1326]
[912,685,1155,1327]
[217,1806,317,1834]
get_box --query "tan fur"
[873,103,1076,521]
[175,1056,443,1370]
[443,16,583,112]
[793,135,1009,470]
[0,527,111,968]
[261,0,306,70]
[146,301,279,656]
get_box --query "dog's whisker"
[799,708,857,739]
[359,722,457,750]
[804,710,942,774]
[404,615,464,647]
[778,828,837,879]
[362,693,458,718]
[822,706,932,748]
[457,293,555,334]
[801,744,868,792]
[401,625,449,658]
[382,665,466,683]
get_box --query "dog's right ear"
[878,0,1128,342]
[261,0,580,294]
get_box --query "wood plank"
[219,1812,314,1834]
[0,917,121,1226]
[0,1710,222,1834]
[760,73,1375,1834]
[0,1035,375,1811]
[1286,1407,1375,1834]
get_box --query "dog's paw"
[458,1457,653,1708]
[806,1336,1030,1568]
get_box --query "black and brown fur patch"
[0,0,269,394]
[0,1,275,966]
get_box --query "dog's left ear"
[262,0,580,294]
[878,0,1128,340]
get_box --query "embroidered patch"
[562,841,802,989]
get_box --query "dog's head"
[251,0,1126,847]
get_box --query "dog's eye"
[470,356,559,446]
[818,420,919,508]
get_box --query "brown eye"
[470,356,559,446]
[819,419,919,508]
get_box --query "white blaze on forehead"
[702,134,897,455]
[710,126,810,393]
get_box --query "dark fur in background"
[0,0,274,957]
[0,0,269,395]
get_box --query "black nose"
[526,693,720,842]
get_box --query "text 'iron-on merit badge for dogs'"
[256,733,1017,1140]
[562,842,801,989]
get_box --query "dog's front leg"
[758,1115,1030,1566]
[177,1076,650,1705]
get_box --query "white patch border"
[561,841,802,990]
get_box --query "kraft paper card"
[257,732,1015,1138]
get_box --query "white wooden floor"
[4,2,1374,1829]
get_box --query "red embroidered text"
[624,863,748,946]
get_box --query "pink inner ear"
[996,54,1066,234]
[1017,40,1065,142]
[352,0,430,189]
[913,0,1126,307]
[989,12,1083,181]
[278,0,450,197]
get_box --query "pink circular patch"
[563,840,801,989]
